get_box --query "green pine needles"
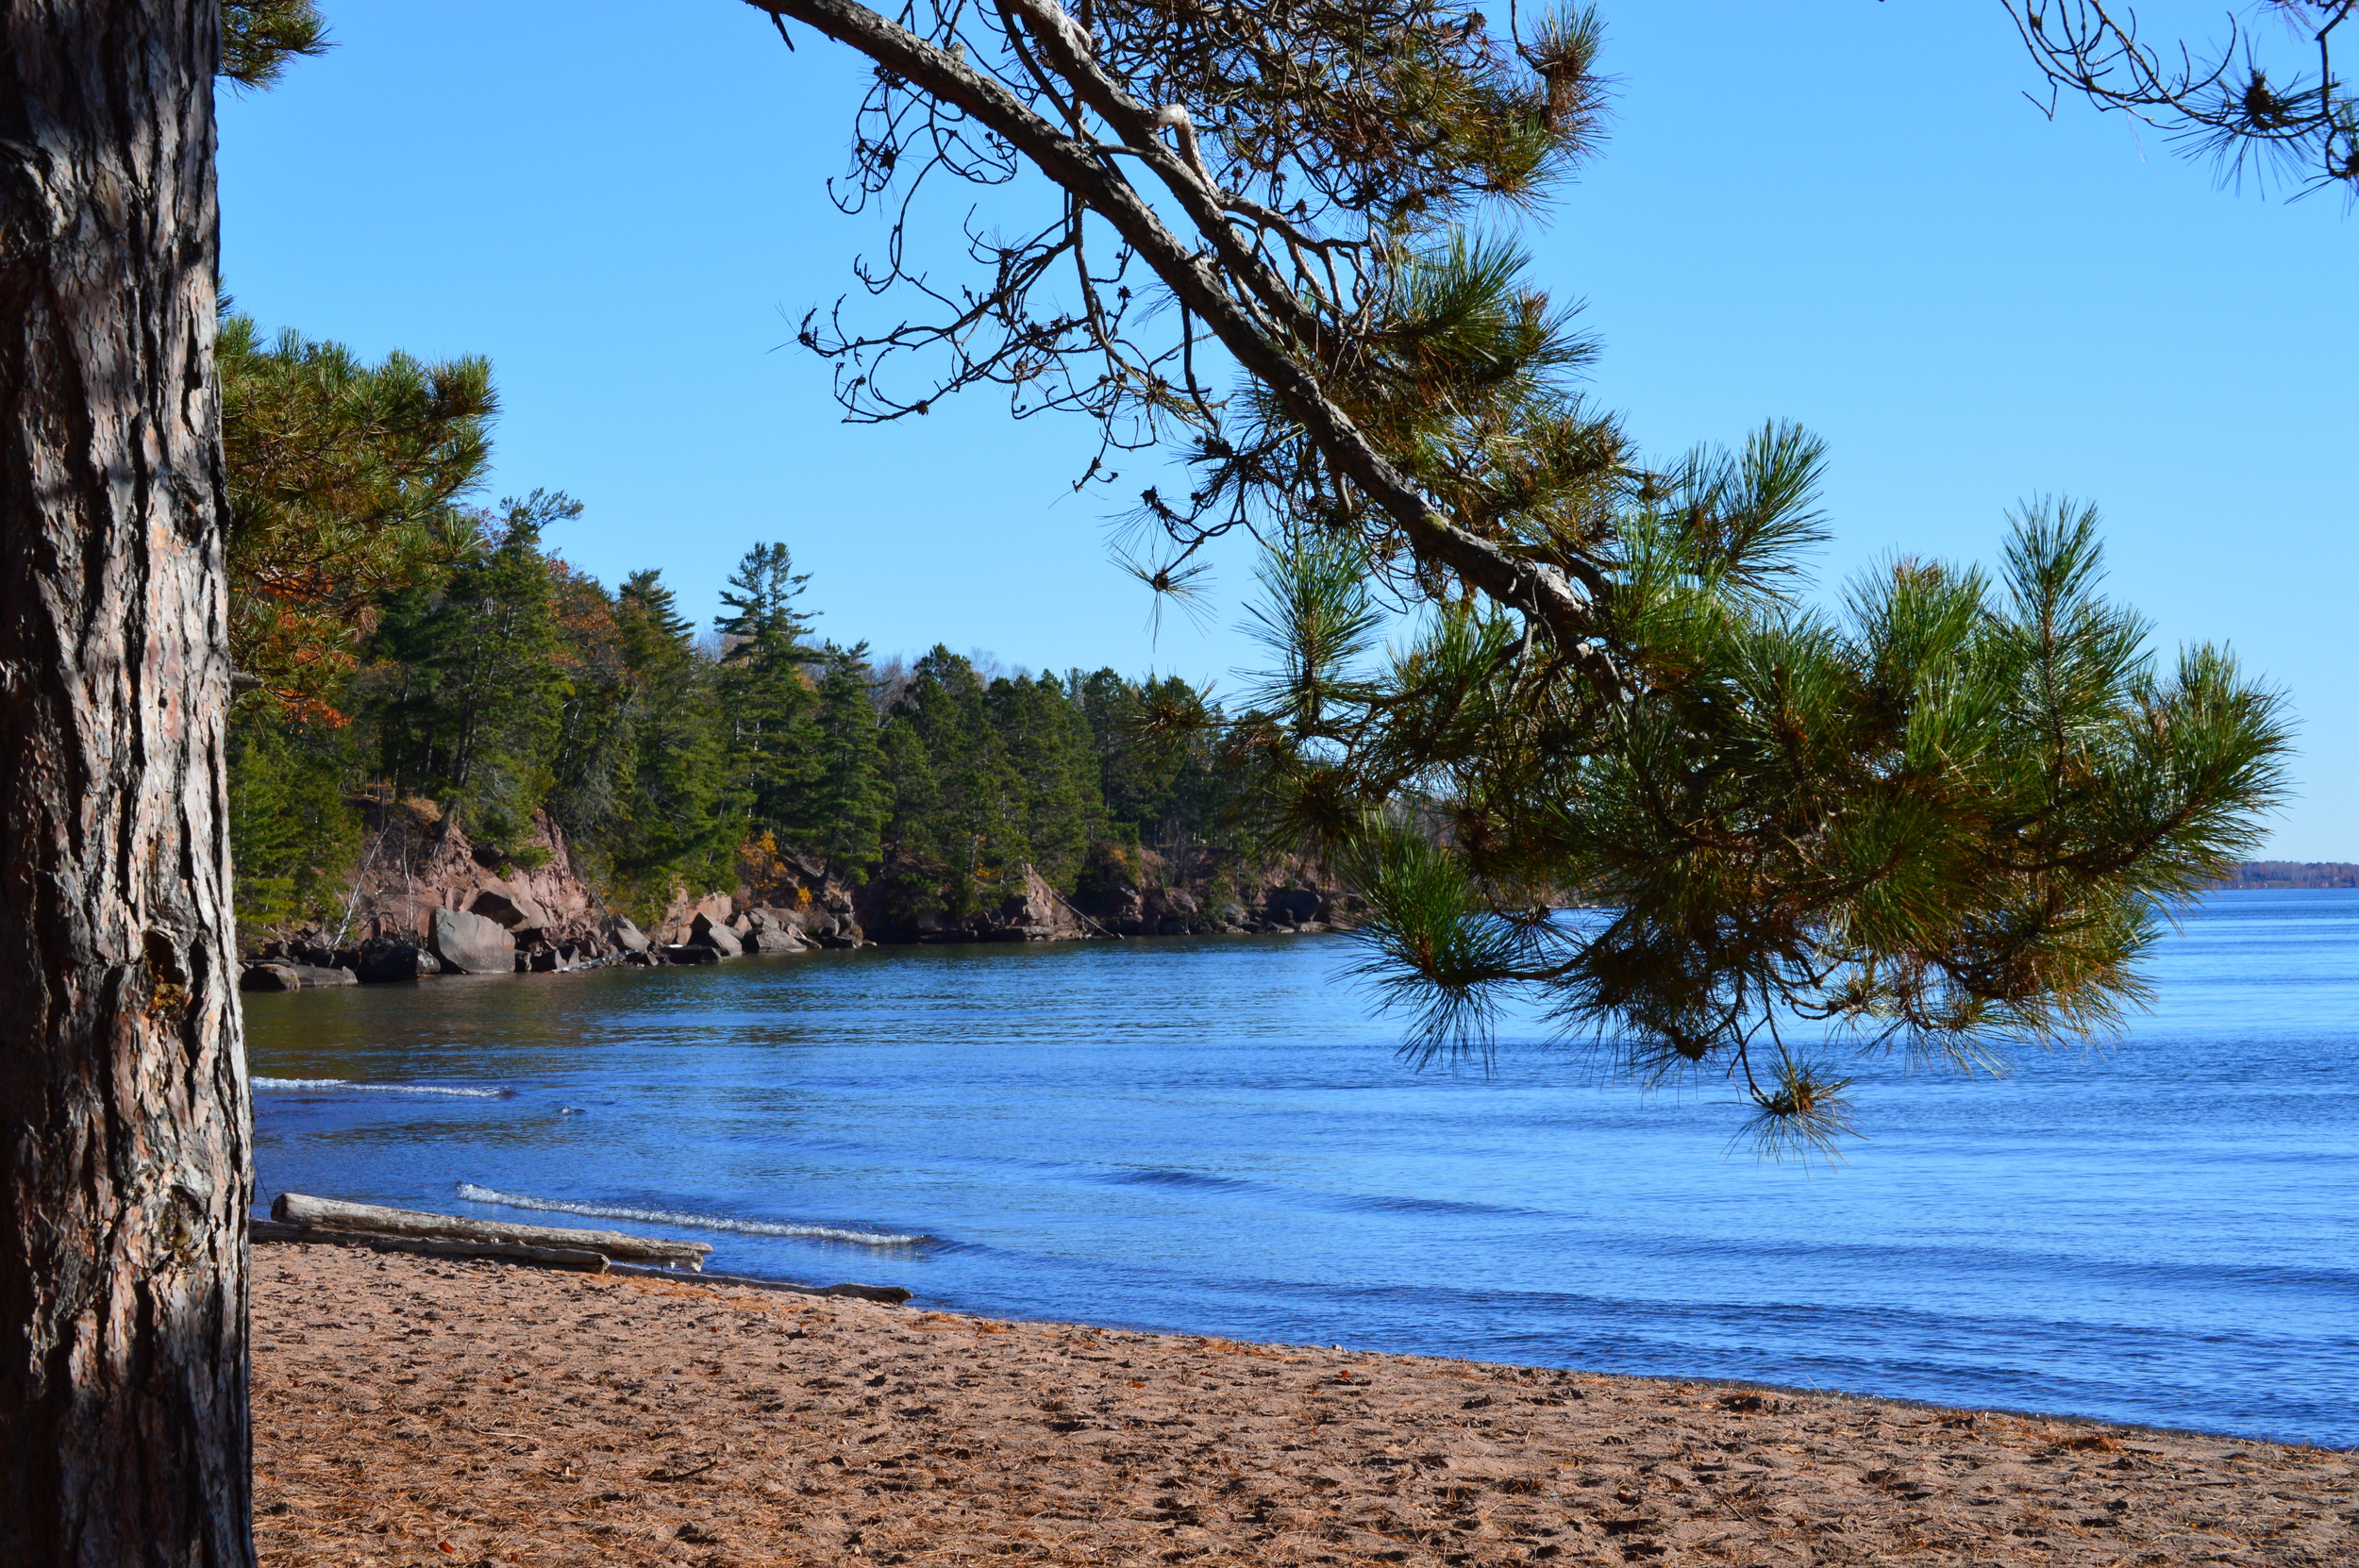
[1250,476,2288,1158]
[219,2,329,92]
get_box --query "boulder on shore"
[690,912,744,958]
[431,907,517,975]
[241,962,358,992]
[349,941,440,983]
[742,908,808,953]
[470,887,552,930]
[661,943,721,965]
[1266,887,1321,924]
[610,916,652,954]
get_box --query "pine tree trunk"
[0,7,253,1565]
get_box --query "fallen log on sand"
[260,1195,912,1301]
[605,1260,912,1304]
[253,1220,912,1300]
[252,1218,610,1271]
[270,1192,711,1269]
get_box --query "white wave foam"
[255,1076,510,1099]
[455,1181,924,1246]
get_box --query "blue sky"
[219,2,2354,857]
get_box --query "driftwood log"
[251,1218,609,1271]
[253,1222,911,1299]
[605,1261,912,1304]
[270,1193,711,1269]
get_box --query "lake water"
[244,891,2359,1449]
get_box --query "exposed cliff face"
[249,807,884,979]
[249,801,625,976]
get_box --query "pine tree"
[2,8,331,1557]
[1077,669,1147,840]
[216,303,497,948]
[226,719,363,946]
[989,670,1103,888]
[887,646,1027,916]
[2010,2,2359,203]
[714,542,821,834]
[218,311,494,723]
[873,710,945,919]
[364,493,574,850]
[543,560,633,852]
[220,0,331,91]
[536,565,741,909]
[606,570,739,896]
[1077,669,1221,847]
[795,642,890,883]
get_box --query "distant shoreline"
[2212,862,2359,890]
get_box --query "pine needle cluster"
[219,314,495,724]
[219,1,330,92]
[1245,475,2288,1154]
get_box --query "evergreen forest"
[222,312,1247,947]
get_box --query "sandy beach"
[252,1244,2355,1566]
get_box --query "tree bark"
[0,7,252,1567]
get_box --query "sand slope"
[252,1245,2355,1565]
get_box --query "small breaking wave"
[1098,1167,1255,1191]
[454,1182,926,1246]
[255,1076,510,1099]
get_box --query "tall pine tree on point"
[796,642,890,884]
[887,646,1028,917]
[715,542,822,833]
[364,492,576,851]
[989,669,1104,889]
[594,570,741,900]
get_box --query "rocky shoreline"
[242,801,1364,993]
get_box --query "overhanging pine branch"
[745,0,1614,666]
